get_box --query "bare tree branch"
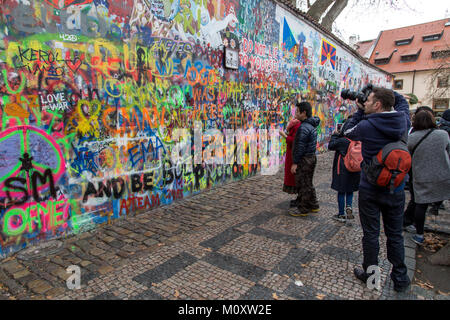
[307,0,335,21]
[321,0,348,31]
[294,0,407,34]
[425,44,450,105]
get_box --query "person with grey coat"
[405,110,450,245]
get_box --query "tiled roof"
[355,39,376,57]
[401,48,422,56]
[375,50,395,60]
[369,19,450,73]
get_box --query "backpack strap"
[388,158,403,194]
[367,120,408,161]
[341,137,352,157]
[400,130,408,144]
[410,129,434,157]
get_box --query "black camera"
[341,84,373,104]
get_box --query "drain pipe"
[412,69,416,94]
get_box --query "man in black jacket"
[290,102,321,217]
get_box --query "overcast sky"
[332,0,450,43]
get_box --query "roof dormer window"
[400,48,421,62]
[395,36,414,46]
[374,58,390,65]
[423,30,443,42]
[374,50,395,65]
[431,45,450,59]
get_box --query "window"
[433,98,449,111]
[395,36,414,46]
[400,49,421,63]
[396,40,411,46]
[432,50,450,59]
[400,54,419,62]
[437,77,449,88]
[423,33,442,42]
[374,58,390,65]
[394,80,404,90]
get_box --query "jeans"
[403,176,415,226]
[338,192,353,215]
[358,188,410,287]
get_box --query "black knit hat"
[443,109,450,121]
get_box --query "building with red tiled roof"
[354,39,376,59]
[368,19,450,113]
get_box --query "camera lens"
[341,89,358,101]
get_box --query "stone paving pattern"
[0,152,448,300]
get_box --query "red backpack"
[338,138,363,174]
[362,137,412,193]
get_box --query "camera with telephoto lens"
[340,84,373,104]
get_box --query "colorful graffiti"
[0,0,391,257]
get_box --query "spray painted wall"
[0,0,391,257]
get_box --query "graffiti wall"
[0,0,391,257]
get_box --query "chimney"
[349,35,360,49]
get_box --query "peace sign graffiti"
[0,126,66,202]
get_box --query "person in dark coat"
[438,109,450,137]
[280,117,302,207]
[344,88,411,292]
[290,102,321,217]
[328,117,360,222]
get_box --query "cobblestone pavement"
[0,152,448,300]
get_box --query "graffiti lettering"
[0,0,391,258]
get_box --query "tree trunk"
[307,0,335,21]
[321,0,348,31]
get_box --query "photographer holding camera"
[343,85,412,292]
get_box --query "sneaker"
[391,274,411,293]
[289,209,309,217]
[353,268,370,284]
[332,214,346,222]
[310,205,320,213]
[288,209,309,217]
[403,225,416,233]
[345,206,354,219]
[289,200,298,208]
[412,234,424,245]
